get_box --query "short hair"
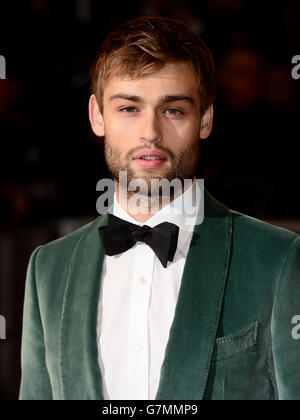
[90,16,216,115]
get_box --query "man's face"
[90,62,213,195]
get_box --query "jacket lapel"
[155,188,232,400]
[59,188,232,400]
[59,213,109,400]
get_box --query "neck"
[115,177,195,223]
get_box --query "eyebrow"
[109,94,195,105]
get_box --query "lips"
[133,149,167,160]
[132,149,168,168]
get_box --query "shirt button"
[134,340,143,351]
[139,276,146,284]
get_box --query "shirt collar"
[110,178,203,259]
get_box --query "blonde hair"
[90,16,216,115]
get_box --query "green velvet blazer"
[19,189,300,400]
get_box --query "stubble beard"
[103,135,200,208]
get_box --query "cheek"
[167,118,199,143]
[106,116,138,139]
[105,121,137,157]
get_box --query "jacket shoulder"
[230,208,300,249]
[35,214,105,262]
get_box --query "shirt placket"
[127,242,154,400]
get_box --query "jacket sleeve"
[19,246,53,400]
[270,236,300,400]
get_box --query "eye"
[119,106,137,113]
[165,108,183,116]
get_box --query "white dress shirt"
[96,179,202,400]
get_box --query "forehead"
[103,62,200,102]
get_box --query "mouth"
[132,149,167,168]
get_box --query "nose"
[139,110,162,144]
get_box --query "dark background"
[0,0,300,400]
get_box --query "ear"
[88,94,105,137]
[199,104,214,139]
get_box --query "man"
[19,16,300,400]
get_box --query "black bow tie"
[98,213,179,268]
